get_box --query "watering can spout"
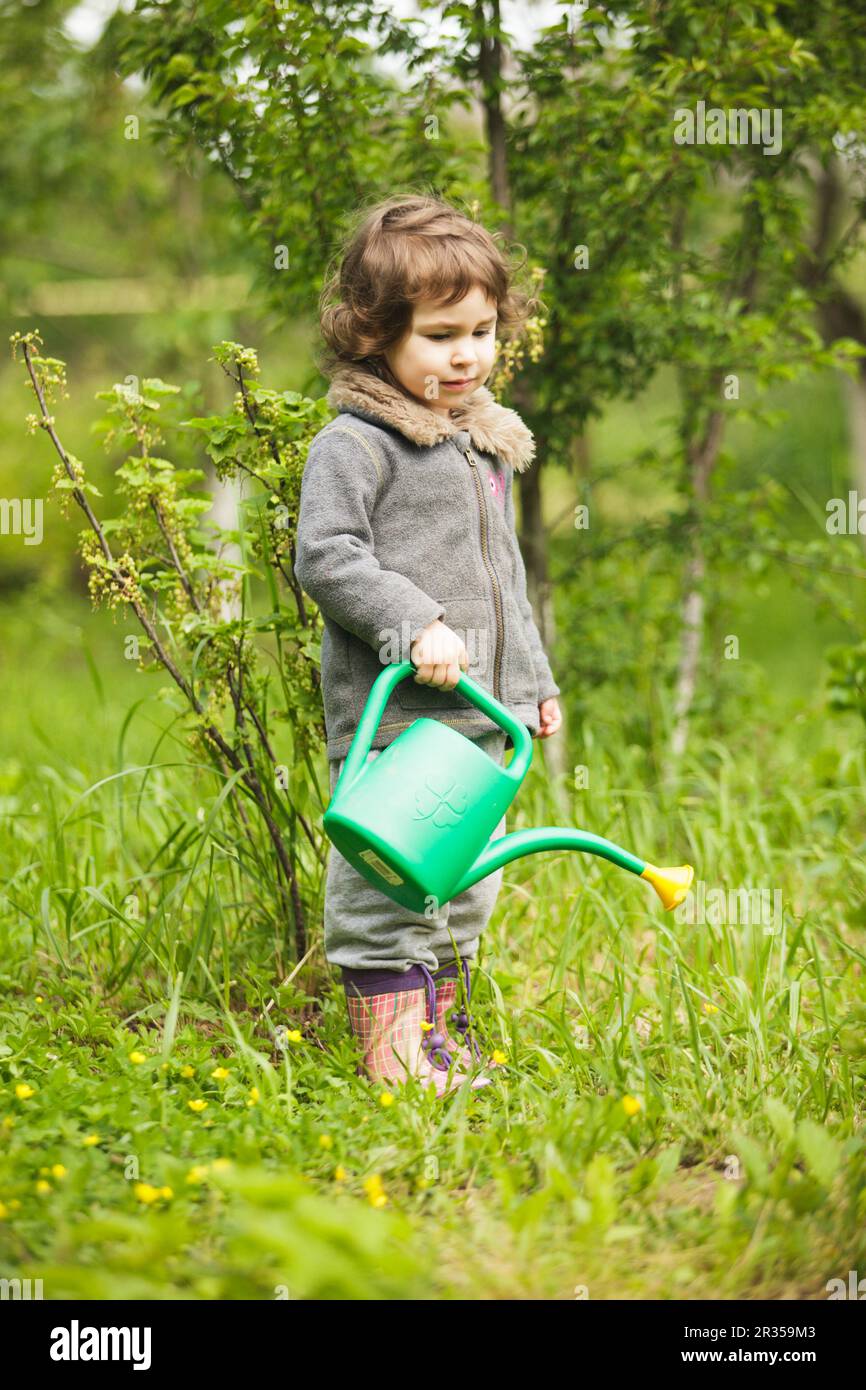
[638,862,694,911]
[451,829,694,912]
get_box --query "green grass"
[1,592,865,1299]
[2,348,865,1299]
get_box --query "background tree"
[101,0,866,762]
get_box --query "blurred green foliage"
[2,0,866,1301]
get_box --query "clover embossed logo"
[413,776,469,828]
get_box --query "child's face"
[384,285,498,416]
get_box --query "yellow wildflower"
[491,1049,507,1066]
[318,1134,333,1149]
[35,995,43,1004]
[246,1086,260,1107]
[51,1164,67,1179]
[286,1029,302,1044]
[185,1165,210,1185]
[378,1091,395,1108]
[420,1020,433,1033]
[363,1174,388,1208]
[134,1182,159,1203]
[702,1001,719,1015]
[180,1065,195,1078]
[211,1158,231,1172]
[0,1201,8,1219]
[82,1134,100,1147]
[211,1066,230,1080]
[159,1186,173,1200]
[129,1051,146,1065]
[622,1095,642,1117]
[188,1099,208,1113]
[35,1179,52,1195]
[334,1165,347,1182]
[15,1083,35,1100]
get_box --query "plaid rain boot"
[418,962,493,1090]
[342,967,487,1097]
[431,958,502,1074]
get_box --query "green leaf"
[764,1097,794,1148]
[796,1120,842,1187]
[731,1131,769,1191]
[168,84,200,109]
[161,971,185,1061]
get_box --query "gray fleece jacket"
[294,364,560,760]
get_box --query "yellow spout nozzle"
[640,862,695,911]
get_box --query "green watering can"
[323,660,694,915]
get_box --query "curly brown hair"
[316,194,540,387]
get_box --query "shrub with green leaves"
[11,330,332,960]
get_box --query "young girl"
[295,194,562,1097]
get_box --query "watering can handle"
[336,658,534,795]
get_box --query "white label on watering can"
[359,848,404,886]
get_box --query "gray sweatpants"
[324,729,508,972]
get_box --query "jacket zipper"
[462,446,504,702]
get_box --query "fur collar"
[325,363,536,472]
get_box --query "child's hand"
[537,697,562,739]
[410,618,469,691]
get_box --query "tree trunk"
[669,183,761,760]
[476,0,511,216]
[841,365,866,536]
[799,154,866,553]
[670,410,725,759]
[206,468,243,622]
